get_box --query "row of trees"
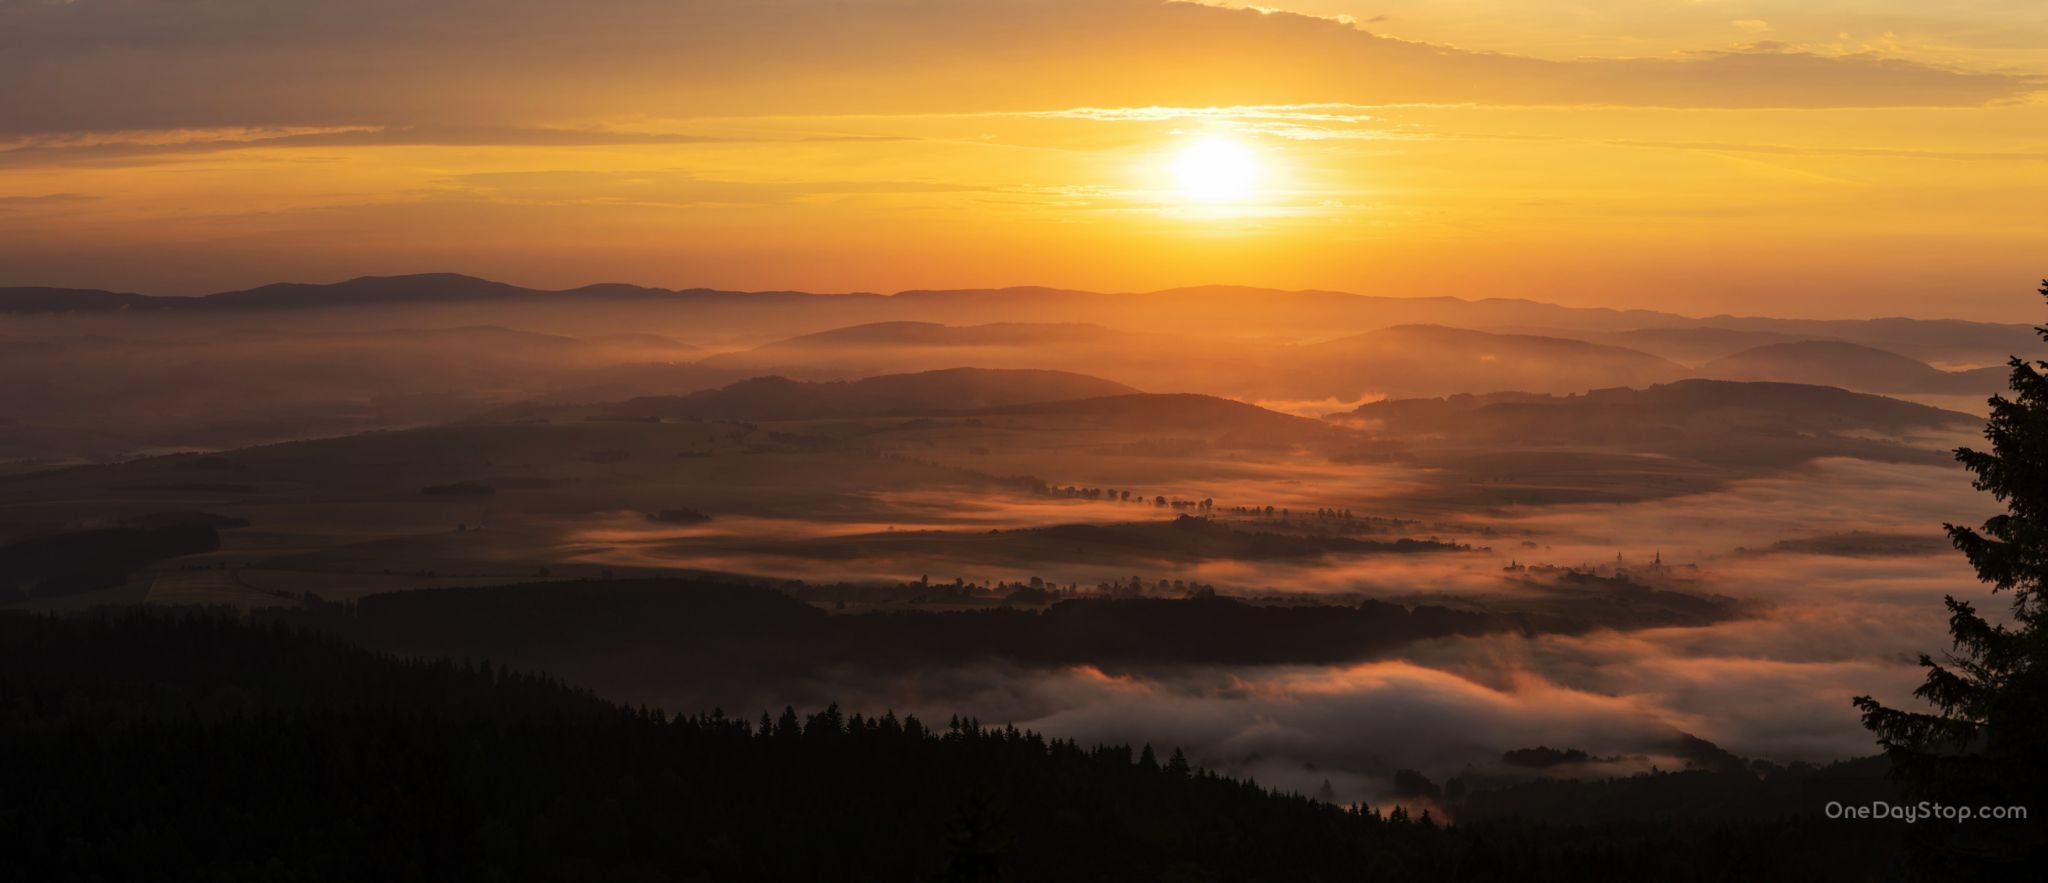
[1045,484,1216,512]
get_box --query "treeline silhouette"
[264,579,1504,694]
[1020,515,1470,560]
[3,610,1906,882]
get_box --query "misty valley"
[4,275,2041,879]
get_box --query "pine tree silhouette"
[943,787,1009,883]
[1166,748,1192,778]
[1856,279,2048,875]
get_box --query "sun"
[1168,136,1261,203]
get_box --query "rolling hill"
[1331,379,1977,505]
[490,368,1142,422]
[986,392,1309,427]
[1343,379,1976,441]
[743,320,1121,349]
[977,393,1342,448]
[1699,340,2007,394]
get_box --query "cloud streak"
[1,0,2036,138]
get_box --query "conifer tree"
[1856,279,2048,873]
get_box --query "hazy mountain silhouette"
[2,274,2030,371]
[487,368,1141,422]
[1551,327,1823,363]
[0,286,165,312]
[582,331,699,352]
[204,273,536,308]
[792,320,1120,347]
[1278,325,1690,399]
[1332,379,1974,505]
[4,272,2031,463]
[0,322,734,460]
[0,274,784,315]
[1687,314,2035,366]
[731,320,1125,352]
[1344,379,1975,439]
[1699,340,2007,394]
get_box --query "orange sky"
[2,0,2044,320]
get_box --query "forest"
[2,610,1908,882]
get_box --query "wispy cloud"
[0,192,96,205]
[1,0,2035,138]
[0,125,907,167]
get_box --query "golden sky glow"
[2,0,2045,319]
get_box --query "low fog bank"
[693,458,1989,808]
[7,443,1980,809]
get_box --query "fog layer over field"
[555,458,1987,809]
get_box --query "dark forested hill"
[0,522,222,601]
[0,610,1905,882]
[252,579,1512,710]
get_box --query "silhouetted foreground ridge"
[4,611,1903,882]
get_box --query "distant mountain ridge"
[7,273,2037,397]
[741,321,1124,349]
[4,270,2031,344]
[0,274,834,314]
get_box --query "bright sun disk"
[1169,136,1261,203]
